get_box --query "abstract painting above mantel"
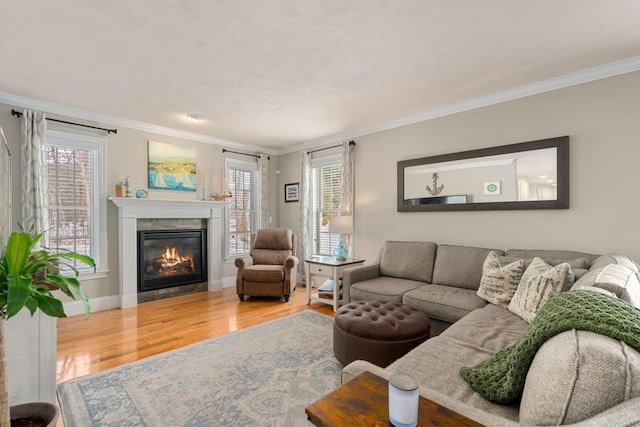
[397,136,569,212]
[148,141,197,192]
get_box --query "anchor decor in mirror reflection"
[425,172,444,196]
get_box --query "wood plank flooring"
[57,286,333,384]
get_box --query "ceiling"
[1,0,639,152]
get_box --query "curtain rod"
[307,140,356,154]
[11,109,118,134]
[222,148,270,160]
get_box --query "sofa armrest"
[342,264,381,304]
[234,256,254,269]
[341,360,390,385]
[284,255,299,271]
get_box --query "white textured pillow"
[508,257,573,323]
[570,264,640,308]
[477,251,525,307]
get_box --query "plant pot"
[10,402,59,427]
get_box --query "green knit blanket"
[460,290,640,404]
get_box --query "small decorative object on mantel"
[136,189,148,199]
[425,172,444,196]
[115,183,125,197]
[115,177,131,197]
[211,167,232,201]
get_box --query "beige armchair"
[234,228,298,302]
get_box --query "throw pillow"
[476,251,525,307]
[570,264,640,309]
[508,257,573,323]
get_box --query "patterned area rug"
[57,310,341,426]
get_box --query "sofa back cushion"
[379,241,437,283]
[505,249,598,281]
[571,264,640,309]
[520,330,640,425]
[432,245,504,290]
[590,253,640,273]
[251,228,294,265]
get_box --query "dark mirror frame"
[397,136,569,212]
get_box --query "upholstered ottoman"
[333,300,431,367]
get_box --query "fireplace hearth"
[137,229,207,292]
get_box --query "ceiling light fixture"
[186,113,204,122]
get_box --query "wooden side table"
[306,371,484,426]
[305,256,365,312]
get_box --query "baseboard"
[222,276,236,288]
[63,282,237,315]
[63,295,121,316]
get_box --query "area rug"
[57,310,341,426]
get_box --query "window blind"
[44,130,105,274]
[227,159,260,257]
[311,156,342,256]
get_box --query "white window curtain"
[21,110,49,239]
[0,127,10,250]
[298,151,312,280]
[339,141,355,253]
[258,154,269,228]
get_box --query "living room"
[1,1,639,426]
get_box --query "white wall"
[279,71,640,264]
[0,105,280,303]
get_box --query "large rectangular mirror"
[397,136,569,211]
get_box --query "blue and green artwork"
[148,141,197,192]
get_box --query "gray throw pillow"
[508,257,573,323]
[476,251,525,307]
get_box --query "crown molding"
[0,92,278,156]
[277,56,640,155]
[2,56,638,158]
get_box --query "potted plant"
[0,229,95,427]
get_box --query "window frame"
[44,129,107,279]
[225,157,260,260]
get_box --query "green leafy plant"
[0,229,95,320]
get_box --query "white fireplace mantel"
[109,197,227,308]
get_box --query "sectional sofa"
[340,241,640,425]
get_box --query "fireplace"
[137,229,208,292]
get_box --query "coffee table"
[305,371,483,426]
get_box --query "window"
[311,156,342,256]
[226,159,260,257]
[45,130,106,275]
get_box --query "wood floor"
[57,285,334,384]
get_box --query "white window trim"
[45,130,108,278]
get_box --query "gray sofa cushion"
[379,241,437,283]
[403,284,488,324]
[350,276,425,303]
[432,245,504,290]
[505,249,599,266]
[386,304,528,422]
[520,330,640,425]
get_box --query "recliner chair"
[234,228,298,302]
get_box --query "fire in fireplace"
[137,229,207,292]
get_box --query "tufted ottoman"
[333,300,431,367]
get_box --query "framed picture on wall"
[284,183,299,202]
